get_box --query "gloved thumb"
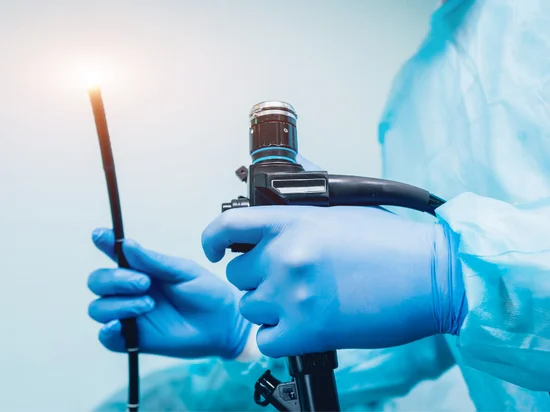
[92,228,200,283]
[296,153,324,172]
[98,320,127,353]
[92,228,120,261]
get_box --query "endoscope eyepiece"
[249,100,298,164]
[249,101,298,121]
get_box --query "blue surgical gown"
[94,337,474,411]
[379,0,550,404]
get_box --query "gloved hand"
[87,228,251,360]
[201,205,467,358]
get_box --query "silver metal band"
[250,108,297,120]
[249,101,298,120]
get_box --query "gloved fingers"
[239,290,280,326]
[92,227,203,283]
[122,238,206,283]
[256,324,287,358]
[88,268,151,296]
[225,245,267,291]
[98,320,126,353]
[295,153,324,172]
[88,296,155,323]
[202,206,289,262]
[92,227,118,261]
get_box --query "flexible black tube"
[89,87,140,412]
[328,175,442,216]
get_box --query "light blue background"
[1,1,438,410]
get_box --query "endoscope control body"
[221,101,445,412]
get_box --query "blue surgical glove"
[88,228,251,360]
[201,206,467,358]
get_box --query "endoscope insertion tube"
[88,86,140,412]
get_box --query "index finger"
[92,228,202,283]
[201,206,289,262]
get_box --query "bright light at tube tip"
[83,69,104,91]
[77,64,109,91]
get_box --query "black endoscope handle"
[289,352,340,412]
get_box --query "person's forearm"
[437,192,550,391]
